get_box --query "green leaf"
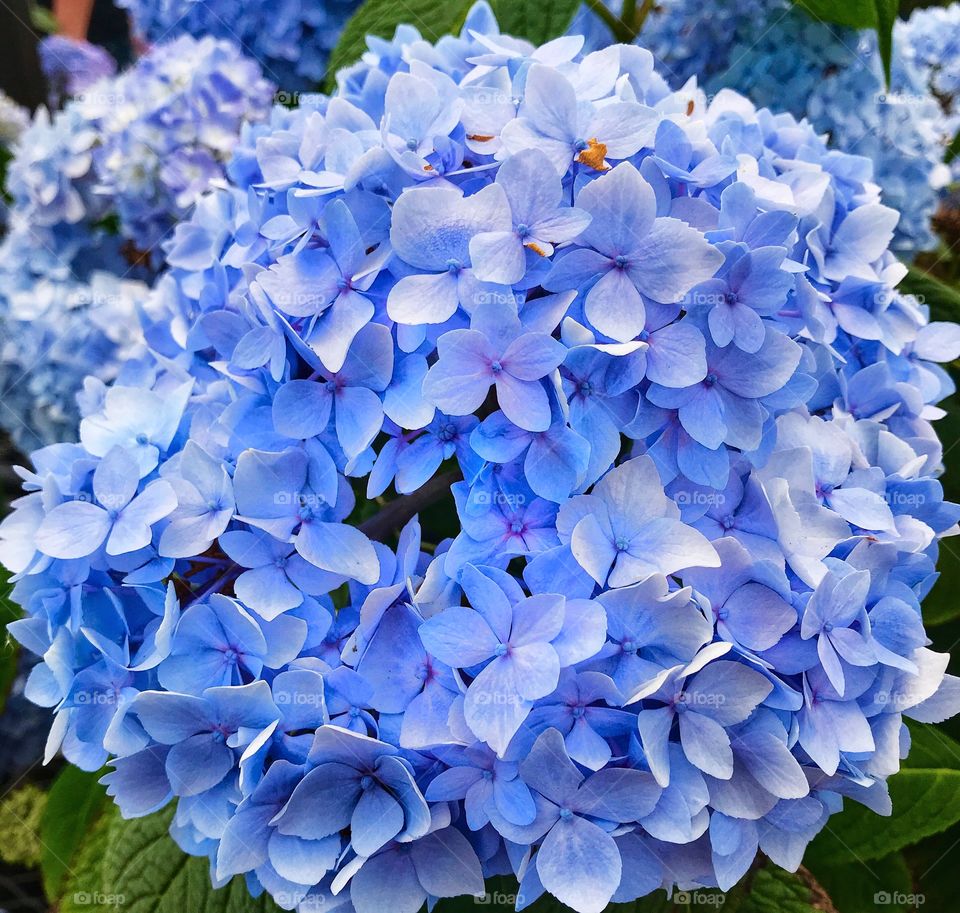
[324,0,475,90]
[806,853,914,913]
[904,721,960,770]
[946,129,960,166]
[101,805,282,913]
[0,783,47,868]
[874,0,898,84]
[40,765,108,900]
[58,804,119,913]
[487,0,582,45]
[899,267,960,324]
[434,865,828,912]
[806,768,960,867]
[720,865,833,913]
[899,268,960,625]
[792,0,899,82]
[28,1,59,34]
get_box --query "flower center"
[575,137,610,172]
[438,422,457,442]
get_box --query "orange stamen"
[576,138,609,172]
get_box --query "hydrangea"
[582,0,955,256]
[898,4,960,107]
[0,267,147,450]
[0,88,29,229]
[38,35,117,108]
[74,34,275,255]
[3,6,960,911]
[898,4,960,181]
[116,0,361,90]
[0,35,274,448]
[0,89,29,148]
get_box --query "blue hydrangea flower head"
[116,0,362,90]
[580,0,956,256]
[2,7,960,912]
[39,35,117,107]
[0,35,274,449]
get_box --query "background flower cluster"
[116,0,362,90]
[0,34,275,451]
[3,5,960,912]
[577,0,960,257]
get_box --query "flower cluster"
[597,0,957,256]
[899,4,960,180]
[38,35,117,109]
[0,35,274,449]
[116,0,361,90]
[0,89,29,148]
[0,88,29,230]
[3,7,960,912]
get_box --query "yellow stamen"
[467,133,495,142]
[525,241,547,257]
[576,138,609,172]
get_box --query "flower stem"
[359,469,460,542]
[585,0,634,44]
[634,0,657,36]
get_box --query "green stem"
[585,0,633,43]
[359,469,460,541]
[634,0,657,36]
